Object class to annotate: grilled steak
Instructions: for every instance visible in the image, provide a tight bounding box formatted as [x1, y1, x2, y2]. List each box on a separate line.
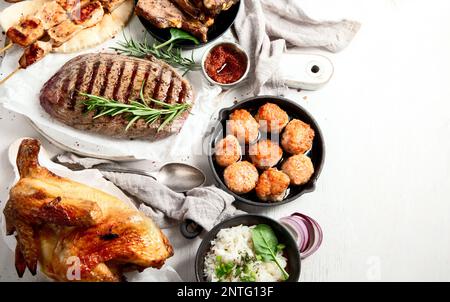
[40, 53, 194, 140]
[135, 0, 208, 42]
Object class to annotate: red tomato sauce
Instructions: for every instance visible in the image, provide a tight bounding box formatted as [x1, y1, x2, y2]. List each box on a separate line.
[205, 45, 247, 84]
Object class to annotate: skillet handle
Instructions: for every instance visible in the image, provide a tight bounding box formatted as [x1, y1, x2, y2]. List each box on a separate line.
[180, 219, 203, 239]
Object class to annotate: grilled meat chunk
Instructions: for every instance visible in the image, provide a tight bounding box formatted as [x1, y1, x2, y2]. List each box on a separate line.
[99, 0, 128, 12]
[48, 20, 83, 47]
[36, 1, 68, 30]
[71, 1, 104, 28]
[135, 0, 208, 42]
[6, 17, 45, 47]
[56, 0, 91, 12]
[40, 53, 194, 140]
[19, 41, 52, 69]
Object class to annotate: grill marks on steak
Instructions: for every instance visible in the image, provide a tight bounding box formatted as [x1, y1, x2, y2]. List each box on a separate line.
[40, 53, 194, 139]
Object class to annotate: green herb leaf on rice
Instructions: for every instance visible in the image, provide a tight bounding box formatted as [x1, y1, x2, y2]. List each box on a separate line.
[251, 224, 289, 281]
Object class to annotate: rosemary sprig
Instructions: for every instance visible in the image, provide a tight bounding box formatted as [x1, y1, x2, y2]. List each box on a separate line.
[111, 31, 201, 76]
[80, 82, 191, 132]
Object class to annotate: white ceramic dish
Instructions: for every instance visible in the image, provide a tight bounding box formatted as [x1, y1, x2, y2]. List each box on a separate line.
[28, 119, 137, 161]
[201, 41, 250, 89]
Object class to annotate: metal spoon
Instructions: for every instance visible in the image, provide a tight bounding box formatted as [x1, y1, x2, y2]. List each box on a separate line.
[91, 163, 206, 193]
[53, 158, 206, 193]
[152, 163, 206, 193]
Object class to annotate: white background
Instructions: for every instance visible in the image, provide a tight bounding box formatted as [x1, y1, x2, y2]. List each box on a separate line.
[1, 0, 450, 281]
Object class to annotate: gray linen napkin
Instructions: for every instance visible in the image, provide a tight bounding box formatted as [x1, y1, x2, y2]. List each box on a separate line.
[56, 153, 244, 231]
[234, 0, 361, 94]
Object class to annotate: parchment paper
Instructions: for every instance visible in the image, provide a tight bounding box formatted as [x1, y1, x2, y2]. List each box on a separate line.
[0, 17, 223, 160]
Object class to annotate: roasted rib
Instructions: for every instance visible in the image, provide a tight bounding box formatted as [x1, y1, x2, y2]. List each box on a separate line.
[135, 0, 208, 42]
[203, 0, 238, 15]
[172, 0, 201, 18]
[4, 139, 173, 281]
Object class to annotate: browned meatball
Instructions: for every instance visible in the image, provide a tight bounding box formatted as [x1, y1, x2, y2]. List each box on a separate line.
[255, 168, 290, 202]
[223, 161, 259, 194]
[255, 103, 289, 133]
[281, 119, 315, 155]
[227, 109, 260, 144]
[249, 140, 283, 170]
[215, 135, 241, 167]
[281, 154, 314, 185]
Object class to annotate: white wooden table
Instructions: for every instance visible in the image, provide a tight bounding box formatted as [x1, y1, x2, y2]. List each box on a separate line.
[1, 0, 450, 282]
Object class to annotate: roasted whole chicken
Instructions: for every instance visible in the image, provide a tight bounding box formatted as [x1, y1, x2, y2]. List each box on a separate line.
[3, 139, 173, 281]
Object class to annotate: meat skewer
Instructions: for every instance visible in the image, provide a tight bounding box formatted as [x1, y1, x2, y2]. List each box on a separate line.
[0, 40, 52, 85]
[0, 42, 14, 53]
[1, 0, 120, 84]
[6, 17, 46, 47]
[5, 1, 70, 50]
[0, 0, 72, 54]
[0, 0, 115, 53]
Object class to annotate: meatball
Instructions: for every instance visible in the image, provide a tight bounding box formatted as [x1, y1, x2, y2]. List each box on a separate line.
[281, 154, 314, 185]
[255, 168, 291, 202]
[227, 109, 260, 144]
[215, 135, 241, 167]
[249, 140, 283, 170]
[255, 103, 289, 133]
[223, 161, 259, 194]
[281, 119, 315, 155]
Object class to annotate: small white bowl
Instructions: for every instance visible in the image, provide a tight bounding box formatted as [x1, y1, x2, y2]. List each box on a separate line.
[201, 41, 250, 89]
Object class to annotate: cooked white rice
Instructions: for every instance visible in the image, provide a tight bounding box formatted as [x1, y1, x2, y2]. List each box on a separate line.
[204, 225, 288, 282]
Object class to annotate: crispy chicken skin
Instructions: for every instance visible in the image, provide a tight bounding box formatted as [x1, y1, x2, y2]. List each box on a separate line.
[4, 139, 173, 281]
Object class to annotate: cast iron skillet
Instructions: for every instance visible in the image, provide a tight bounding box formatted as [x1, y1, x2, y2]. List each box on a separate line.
[135, 0, 242, 49]
[195, 214, 301, 282]
[208, 95, 326, 208]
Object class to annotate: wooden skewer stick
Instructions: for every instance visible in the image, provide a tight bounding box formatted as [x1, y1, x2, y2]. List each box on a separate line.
[0, 43, 13, 54]
[0, 67, 21, 86]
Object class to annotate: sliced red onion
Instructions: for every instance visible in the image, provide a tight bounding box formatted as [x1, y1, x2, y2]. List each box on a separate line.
[279, 218, 303, 248]
[286, 216, 309, 251]
[280, 217, 308, 251]
[280, 212, 323, 259]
